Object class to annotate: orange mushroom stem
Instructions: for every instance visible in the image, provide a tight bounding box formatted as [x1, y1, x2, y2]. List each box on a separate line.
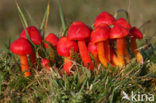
[63, 57, 73, 75]
[20, 55, 31, 77]
[97, 42, 107, 68]
[78, 41, 94, 70]
[130, 38, 143, 64]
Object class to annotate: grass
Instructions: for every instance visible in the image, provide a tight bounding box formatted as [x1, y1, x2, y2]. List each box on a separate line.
[0, 0, 156, 103]
[0, 46, 156, 103]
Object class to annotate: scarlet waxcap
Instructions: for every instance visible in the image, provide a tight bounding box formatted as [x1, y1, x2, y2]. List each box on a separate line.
[44, 33, 59, 48]
[129, 27, 143, 39]
[115, 18, 131, 30]
[94, 12, 115, 27]
[10, 38, 33, 55]
[20, 26, 42, 45]
[109, 25, 129, 39]
[57, 37, 78, 57]
[90, 25, 110, 44]
[88, 42, 98, 55]
[67, 21, 91, 41]
[41, 58, 50, 67]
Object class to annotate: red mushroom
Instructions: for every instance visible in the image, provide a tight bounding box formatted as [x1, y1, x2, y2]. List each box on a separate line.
[129, 27, 143, 64]
[110, 25, 129, 67]
[41, 58, 50, 70]
[10, 38, 34, 77]
[90, 25, 110, 68]
[94, 12, 115, 28]
[44, 33, 59, 48]
[57, 37, 78, 75]
[67, 21, 94, 71]
[20, 26, 42, 66]
[115, 18, 131, 63]
[44, 33, 59, 63]
[88, 42, 99, 64]
[20, 26, 42, 45]
[115, 18, 131, 30]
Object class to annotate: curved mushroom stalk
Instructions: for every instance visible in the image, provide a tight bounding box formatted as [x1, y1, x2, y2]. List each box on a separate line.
[130, 38, 143, 64]
[97, 42, 107, 68]
[104, 40, 111, 63]
[63, 57, 73, 75]
[20, 55, 31, 77]
[116, 38, 126, 67]
[78, 41, 94, 71]
[124, 46, 131, 64]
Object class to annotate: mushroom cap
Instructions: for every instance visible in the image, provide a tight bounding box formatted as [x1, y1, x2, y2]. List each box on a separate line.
[90, 25, 110, 44]
[88, 42, 98, 55]
[20, 26, 42, 45]
[57, 37, 78, 57]
[115, 18, 131, 30]
[41, 58, 50, 66]
[109, 25, 129, 39]
[10, 38, 33, 55]
[129, 27, 143, 39]
[44, 33, 59, 48]
[94, 12, 115, 27]
[67, 21, 91, 41]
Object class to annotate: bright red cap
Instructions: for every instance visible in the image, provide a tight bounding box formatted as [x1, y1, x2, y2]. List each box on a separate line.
[44, 33, 59, 48]
[115, 18, 131, 30]
[57, 37, 78, 57]
[109, 25, 129, 39]
[10, 38, 33, 55]
[20, 26, 42, 45]
[41, 58, 50, 66]
[67, 21, 91, 41]
[94, 12, 115, 27]
[129, 27, 143, 39]
[88, 42, 97, 55]
[91, 25, 110, 44]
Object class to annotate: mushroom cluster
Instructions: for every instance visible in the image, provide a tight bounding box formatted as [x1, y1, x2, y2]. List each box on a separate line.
[10, 11, 143, 77]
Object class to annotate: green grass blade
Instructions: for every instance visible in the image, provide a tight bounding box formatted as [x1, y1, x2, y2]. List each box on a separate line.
[26, 10, 37, 26]
[16, 2, 28, 27]
[58, 0, 66, 32]
[16, 2, 35, 46]
[40, 1, 50, 38]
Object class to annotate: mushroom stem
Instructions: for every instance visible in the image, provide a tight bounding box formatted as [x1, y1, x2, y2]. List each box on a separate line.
[20, 55, 31, 77]
[92, 53, 99, 65]
[116, 38, 126, 67]
[130, 38, 143, 64]
[78, 40, 94, 70]
[63, 57, 73, 75]
[124, 46, 131, 64]
[104, 40, 111, 62]
[97, 42, 107, 68]
[30, 51, 36, 67]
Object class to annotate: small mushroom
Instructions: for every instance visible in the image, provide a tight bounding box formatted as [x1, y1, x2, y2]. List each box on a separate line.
[44, 33, 59, 48]
[115, 18, 131, 63]
[41, 58, 50, 70]
[20, 26, 42, 66]
[115, 18, 131, 30]
[57, 37, 78, 75]
[94, 12, 115, 28]
[20, 26, 42, 45]
[67, 21, 94, 71]
[90, 25, 110, 68]
[129, 27, 143, 64]
[10, 38, 34, 77]
[110, 25, 129, 67]
[44, 33, 59, 63]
